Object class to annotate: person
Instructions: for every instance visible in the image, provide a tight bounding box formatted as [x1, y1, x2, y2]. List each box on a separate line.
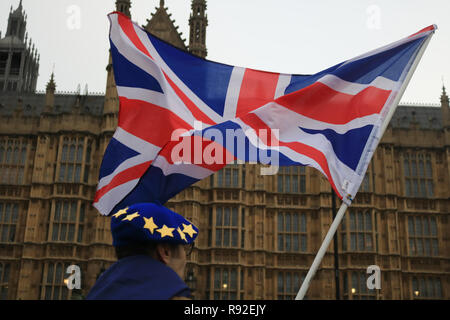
[86, 202, 199, 300]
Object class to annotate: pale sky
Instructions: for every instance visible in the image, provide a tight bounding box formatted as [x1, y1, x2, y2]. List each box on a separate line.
[1, 0, 449, 104]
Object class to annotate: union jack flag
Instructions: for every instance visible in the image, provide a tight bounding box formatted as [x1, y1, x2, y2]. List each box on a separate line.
[93, 11, 435, 216]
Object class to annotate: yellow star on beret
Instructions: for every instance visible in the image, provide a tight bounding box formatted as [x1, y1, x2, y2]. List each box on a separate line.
[182, 223, 197, 238]
[122, 212, 140, 222]
[177, 227, 188, 242]
[157, 225, 175, 238]
[143, 217, 158, 234]
[113, 207, 129, 218]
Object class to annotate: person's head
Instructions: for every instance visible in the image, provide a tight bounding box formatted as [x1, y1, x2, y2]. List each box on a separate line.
[110, 202, 199, 279]
[114, 241, 194, 278]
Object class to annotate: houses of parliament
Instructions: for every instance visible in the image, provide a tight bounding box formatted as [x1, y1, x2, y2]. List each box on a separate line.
[0, 0, 448, 300]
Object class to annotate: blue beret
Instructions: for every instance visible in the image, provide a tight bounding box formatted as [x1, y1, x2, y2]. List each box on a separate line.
[110, 203, 199, 247]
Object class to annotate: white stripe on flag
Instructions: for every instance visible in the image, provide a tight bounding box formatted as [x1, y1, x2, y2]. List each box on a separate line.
[274, 74, 292, 99]
[223, 67, 246, 120]
[94, 179, 141, 216]
[152, 154, 215, 180]
[317, 74, 399, 96]
[97, 155, 151, 190]
[252, 101, 380, 134]
[113, 127, 162, 157]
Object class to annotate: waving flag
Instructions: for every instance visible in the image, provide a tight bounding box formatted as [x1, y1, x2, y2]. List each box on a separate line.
[93, 11, 435, 216]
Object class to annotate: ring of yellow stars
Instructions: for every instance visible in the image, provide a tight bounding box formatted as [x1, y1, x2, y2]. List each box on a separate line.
[143, 217, 158, 234]
[113, 207, 129, 218]
[177, 227, 187, 242]
[122, 212, 140, 222]
[157, 225, 175, 238]
[182, 223, 197, 238]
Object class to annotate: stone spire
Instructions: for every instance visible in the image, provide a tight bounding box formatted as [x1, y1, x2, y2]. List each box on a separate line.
[145, 0, 187, 51]
[441, 85, 449, 107]
[115, 0, 131, 17]
[103, 1, 127, 120]
[45, 72, 56, 112]
[189, 0, 208, 58]
[441, 84, 450, 130]
[6, 0, 27, 40]
[46, 72, 56, 92]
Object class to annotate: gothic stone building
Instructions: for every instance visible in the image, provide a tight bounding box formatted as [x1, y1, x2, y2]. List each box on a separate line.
[0, 0, 448, 300]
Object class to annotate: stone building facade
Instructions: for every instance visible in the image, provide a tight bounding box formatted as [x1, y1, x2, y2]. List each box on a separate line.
[0, 0, 448, 300]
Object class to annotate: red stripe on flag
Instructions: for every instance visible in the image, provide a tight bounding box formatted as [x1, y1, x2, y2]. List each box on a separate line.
[117, 13, 154, 59]
[163, 72, 216, 126]
[157, 136, 235, 171]
[276, 82, 390, 124]
[408, 25, 435, 38]
[94, 161, 152, 203]
[236, 69, 279, 118]
[240, 112, 343, 199]
[118, 97, 193, 148]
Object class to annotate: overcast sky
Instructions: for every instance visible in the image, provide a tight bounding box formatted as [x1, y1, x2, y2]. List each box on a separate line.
[1, 0, 449, 104]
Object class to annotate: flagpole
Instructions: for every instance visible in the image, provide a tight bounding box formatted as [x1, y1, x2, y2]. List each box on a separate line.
[295, 202, 348, 300]
[295, 30, 435, 300]
[331, 189, 340, 300]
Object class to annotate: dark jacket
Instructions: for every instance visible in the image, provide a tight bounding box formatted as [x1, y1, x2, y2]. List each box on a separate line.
[86, 255, 191, 300]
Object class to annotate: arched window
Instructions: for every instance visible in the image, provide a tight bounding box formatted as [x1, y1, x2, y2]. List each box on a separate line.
[79, 204, 85, 222]
[67, 165, 73, 182]
[85, 145, 91, 163]
[12, 204, 18, 223]
[74, 165, 81, 182]
[277, 166, 306, 193]
[55, 263, 63, 287]
[61, 145, 68, 162]
[59, 164, 66, 182]
[62, 202, 69, 222]
[0, 203, 17, 243]
[403, 152, 434, 198]
[9, 168, 16, 184]
[1, 169, 7, 184]
[76, 144, 83, 163]
[59, 137, 87, 183]
[51, 201, 84, 245]
[17, 168, 23, 184]
[20, 147, 27, 165]
[13, 147, 19, 164]
[5, 148, 12, 163]
[68, 145, 76, 162]
[0, 262, 10, 300]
